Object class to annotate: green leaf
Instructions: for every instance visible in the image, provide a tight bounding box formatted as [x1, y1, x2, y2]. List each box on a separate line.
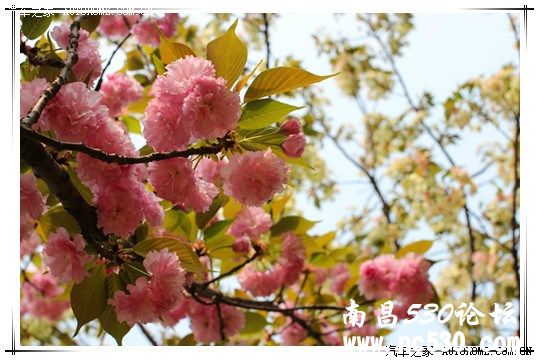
[271, 216, 317, 236]
[157, 28, 195, 64]
[71, 264, 107, 336]
[238, 99, 302, 130]
[206, 234, 235, 253]
[126, 50, 144, 70]
[240, 312, 267, 334]
[195, 193, 229, 230]
[244, 67, 337, 102]
[204, 220, 233, 241]
[396, 240, 433, 258]
[121, 116, 142, 134]
[80, 15, 101, 33]
[21, 15, 53, 40]
[38, 206, 80, 238]
[133, 237, 206, 273]
[163, 208, 193, 239]
[66, 166, 93, 204]
[151, 54, 165, 75]
[99, 274, 132, 345]
[206, 19, 247, 88]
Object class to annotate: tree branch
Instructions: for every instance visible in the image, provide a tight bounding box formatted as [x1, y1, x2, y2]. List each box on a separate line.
[21, 125, 235, 164]
[21, 15, 85, 128]
[94, 32, 132, 92]
[20, 41, 64, 68]
[21, 136, 115, 260]
[137, 324, 158, 346]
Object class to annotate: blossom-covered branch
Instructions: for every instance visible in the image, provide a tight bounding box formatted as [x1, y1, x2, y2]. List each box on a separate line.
[21, 15, 85, 128]
[20, 125, 236, 164]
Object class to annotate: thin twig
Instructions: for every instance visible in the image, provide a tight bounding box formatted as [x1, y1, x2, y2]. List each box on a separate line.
[21, 15, 85, 127]
[21, 125, 235, 164]
[94, 32, 132, 91]
[137, 324, 158, 346]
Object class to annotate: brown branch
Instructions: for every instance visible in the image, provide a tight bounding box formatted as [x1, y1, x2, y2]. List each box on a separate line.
[510, 114, 520, 299]
[215, 301, 226, 341]
[21, 125, 235, 164]
[21, 135, 115, 260]
[262, 13, 271, 68]
[94, 32, 132, 91]
[20, 41, 64, 68]
[21, 15, 85, 128]
[203, 252, 259, 287]
[365, 17, 479, 299]
[137, 324, 158, 346]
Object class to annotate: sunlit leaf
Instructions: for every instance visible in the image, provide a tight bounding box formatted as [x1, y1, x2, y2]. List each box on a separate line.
[206, 19, 247, 88]
[157, 27, 195, 64]
[239, 99, 302, 130]
[244, 67, 337, 102]
[71, 264, 107, 336]
[396, 240, 433, 258]
[241, 312, 267, 334]
[98, 274, 131, 345]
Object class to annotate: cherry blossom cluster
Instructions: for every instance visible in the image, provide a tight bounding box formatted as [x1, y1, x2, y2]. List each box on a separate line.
[51, 24, 102, 86]
[97, 14, 180, 46]
[43, 227, 93, 284]
[238, 232, 305, 297]
[21, 272, 70, 322]
[111, 248, 186, 325]
[281, 118, 306, 158]
[359, 253, 433, 318]
[20, 172, 46, 257]
[229, 206, 273, 253]
[21, 78, 163, 237]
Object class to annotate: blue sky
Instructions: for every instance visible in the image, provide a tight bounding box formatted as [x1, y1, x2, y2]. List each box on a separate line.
[90, 13, 518, 345]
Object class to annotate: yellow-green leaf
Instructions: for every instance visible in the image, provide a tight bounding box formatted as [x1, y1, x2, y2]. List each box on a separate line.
[71, 264, 107, 336]
[239, 99, 302, 130]
[206, 19, 247, 88]
[21, 15, 53, 40]
[80, 15, 101, 33]
[38, 206, 80, 238]
[121, 116, 142, 134]
[234, 60, 263, 92]
[244, 67, 338, 102]
[271, 216, 317, 236]
[133, 237, 206, 273]
[396, 240, 433, 258]
[195, 194, 229, 230]
[240, 312, 267, 334]
[99, 274, 132, 345]
[157, 28, 195, 64]
[151, 54, 165, 75]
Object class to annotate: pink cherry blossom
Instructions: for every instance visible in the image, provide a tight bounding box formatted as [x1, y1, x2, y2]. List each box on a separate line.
[20, 226, 39, 258]
[391, 253, 433, 304]
[144, 56, 240, 151]
[21, 273, 70, 322]
[238, 265, 282, 297]
[161, 299, 190, 327]
[20, 78, 48, 117]
[280, 321, 307, 345]
[143, 97, 191, 151]
[232, 235, 251, 254]
[229, 207, 272, 239]
[221, 149, 289, 206]
[143, 249, 186, 311]
[51, 24, 102, 86]
[182, 76, 241, 140]
[112, 277, 158, 326]
[43, 227, 93, 284]
[112, 248, 186, 325]
[148, 158, 218, 213]
[97, 15, 140, 39]
[189, 301, 221, 343]
[20, 172, 46, 222]
[330, 263, 350, 294]
[358, 255, 397, 300]
[282, 133, 306, 158]
[281, 117, 303, 136]
[220, 304, 246, 337]
[99, 73, 144, 117]
[94, 180, 163, 237]
[131, 14, 180, 46]
[277, 232, 305, 286]
[38, 82, 109, 143]
[195, 157, 228, 185]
